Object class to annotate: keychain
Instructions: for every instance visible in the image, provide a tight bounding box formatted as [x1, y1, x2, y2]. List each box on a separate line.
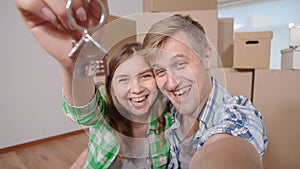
[66, 0, 108, 77]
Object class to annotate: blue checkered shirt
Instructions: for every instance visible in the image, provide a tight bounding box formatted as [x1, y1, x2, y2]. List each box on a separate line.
[166, 78, 268, 168]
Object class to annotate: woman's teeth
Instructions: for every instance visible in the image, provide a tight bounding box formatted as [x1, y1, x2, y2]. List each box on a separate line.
[131, 96, 146, 102]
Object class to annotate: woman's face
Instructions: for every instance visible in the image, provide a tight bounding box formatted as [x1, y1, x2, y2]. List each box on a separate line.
[111, 54, 158, 121]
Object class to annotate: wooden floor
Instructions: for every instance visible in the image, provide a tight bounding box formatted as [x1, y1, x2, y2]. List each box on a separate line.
[0, 131, 88, 169]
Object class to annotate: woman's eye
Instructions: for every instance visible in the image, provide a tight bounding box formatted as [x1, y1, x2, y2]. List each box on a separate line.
[118, 78, 129, 83]
[141, 73, 153, 80]
[142, 74, 151, 78]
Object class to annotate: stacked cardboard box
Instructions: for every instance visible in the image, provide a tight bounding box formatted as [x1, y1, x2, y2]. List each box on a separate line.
[281, 23, 300, 69]
[209, 68, 253, 100]
[95, 15, 136, 54]
[218, 18, 234, 68]
[233, 31, 273, 69]
[219, 21, 273, 69]
[253, 69, 300, 169]
[94, 15, 136, 84]
[143, 0, 217, 12]
[256, 23, 300, 168]
[244, 26, 300, 169]
[289, 23, 300, 47]
[281, 48, 300, 69]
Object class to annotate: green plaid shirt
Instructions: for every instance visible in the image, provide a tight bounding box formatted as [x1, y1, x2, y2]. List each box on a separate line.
[62, 90, 172, 169]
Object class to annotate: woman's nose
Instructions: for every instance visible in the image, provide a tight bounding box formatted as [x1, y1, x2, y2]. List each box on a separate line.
[129, 79, 144, 94]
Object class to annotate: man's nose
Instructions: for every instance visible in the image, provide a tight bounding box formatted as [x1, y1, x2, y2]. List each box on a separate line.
[165, 72, 179, 90]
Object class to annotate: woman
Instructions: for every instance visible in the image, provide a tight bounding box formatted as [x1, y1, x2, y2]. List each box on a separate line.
[63, 42, 172, 168]
[14, 1, 172, 168]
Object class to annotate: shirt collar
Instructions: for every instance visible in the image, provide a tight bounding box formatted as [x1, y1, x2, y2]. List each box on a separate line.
[169, 77, 217, 131]
[198, 77, 229, 132]
[147, 112, 161, 135]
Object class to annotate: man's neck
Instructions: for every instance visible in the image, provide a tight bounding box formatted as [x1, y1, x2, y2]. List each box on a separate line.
[180, 83, 212, 139]
[181, 117, 199, 139]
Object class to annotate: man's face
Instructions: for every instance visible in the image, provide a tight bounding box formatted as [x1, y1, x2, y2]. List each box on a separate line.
[150, 36, 212, 117]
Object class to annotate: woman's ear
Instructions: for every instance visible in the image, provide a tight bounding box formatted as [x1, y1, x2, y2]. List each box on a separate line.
[111, 86, 117, 98]
[203, 47, 213, 69]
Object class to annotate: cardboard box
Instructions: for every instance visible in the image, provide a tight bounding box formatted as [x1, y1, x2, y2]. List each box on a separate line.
[281, 48, 300, 69]
[218, 18, 234, 67]
[93, 15, 137, 83]
[233, 31, 273, 69]
[253, 69, 300, 169]
[136, 10, 219, 67]
[209, 68, 253, 100]
[94, 15, 136, 55]
[289, 23, 300, 47]
[143, 0, 217, 12]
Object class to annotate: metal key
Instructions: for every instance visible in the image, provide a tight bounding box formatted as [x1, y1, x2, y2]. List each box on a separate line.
[66, 0, 108, 77]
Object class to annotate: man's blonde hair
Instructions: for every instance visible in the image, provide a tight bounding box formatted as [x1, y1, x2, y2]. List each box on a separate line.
[142, 14, 209, 62]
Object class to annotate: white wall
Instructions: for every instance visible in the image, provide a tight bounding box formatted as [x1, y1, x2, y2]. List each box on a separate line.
[0, 0, 141, 149]
[219, 0, 300, 69]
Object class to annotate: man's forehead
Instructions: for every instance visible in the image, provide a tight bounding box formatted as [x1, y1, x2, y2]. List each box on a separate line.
[149, 54, 165, 68]
[149, 53, 186, 68]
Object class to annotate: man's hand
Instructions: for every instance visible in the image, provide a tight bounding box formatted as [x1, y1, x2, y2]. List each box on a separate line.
[190, 136, 263, 169]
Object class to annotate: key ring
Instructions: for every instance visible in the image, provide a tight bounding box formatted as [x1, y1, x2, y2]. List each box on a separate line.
[66, 0, 107, 32]
[66, 0, 108, 77]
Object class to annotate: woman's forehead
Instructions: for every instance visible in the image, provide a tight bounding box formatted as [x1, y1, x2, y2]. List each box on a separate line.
[114, 55, 151, 76]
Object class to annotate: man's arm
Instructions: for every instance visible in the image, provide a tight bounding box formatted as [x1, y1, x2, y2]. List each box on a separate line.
[190, 135, 263, 169]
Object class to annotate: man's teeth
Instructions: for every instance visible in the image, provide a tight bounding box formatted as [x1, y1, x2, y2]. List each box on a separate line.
[174, 86, 191, 96]
[131, 96, 146, 102]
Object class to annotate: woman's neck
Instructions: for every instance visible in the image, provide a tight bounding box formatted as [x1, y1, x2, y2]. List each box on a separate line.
[131, 122, 148, 138]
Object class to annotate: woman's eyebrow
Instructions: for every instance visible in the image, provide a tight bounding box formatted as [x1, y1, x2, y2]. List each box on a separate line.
[115, 74, 129, 79]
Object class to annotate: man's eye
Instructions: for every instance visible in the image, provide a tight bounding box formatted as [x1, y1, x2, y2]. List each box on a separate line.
[155, 69, 166, 77]
[176, 61, 186, 69]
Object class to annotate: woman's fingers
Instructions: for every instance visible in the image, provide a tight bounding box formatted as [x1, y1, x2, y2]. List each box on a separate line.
[14, 0, 110, 67]
[42, 0, 75, 30]
[14, 0, 56, 28]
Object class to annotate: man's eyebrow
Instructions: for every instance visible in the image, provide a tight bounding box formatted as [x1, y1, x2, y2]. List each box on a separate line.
[152, 54, 189, 68]
[173, 54, 189, 60]
[151, 64, 162, 68]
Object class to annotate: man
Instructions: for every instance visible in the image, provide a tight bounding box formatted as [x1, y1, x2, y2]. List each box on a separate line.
[142, 14, 267, 169]
[57, 13, 267, 169]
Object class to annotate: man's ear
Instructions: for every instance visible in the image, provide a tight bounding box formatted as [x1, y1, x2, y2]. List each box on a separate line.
[203, 47, 213, 69]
